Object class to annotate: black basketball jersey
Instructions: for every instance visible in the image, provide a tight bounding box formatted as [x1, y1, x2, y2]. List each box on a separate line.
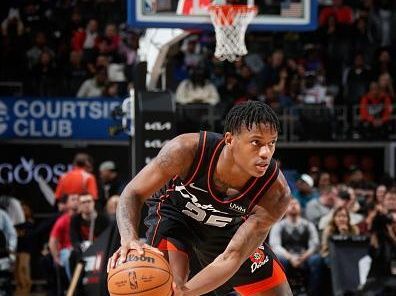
[147, 131, 280, 230]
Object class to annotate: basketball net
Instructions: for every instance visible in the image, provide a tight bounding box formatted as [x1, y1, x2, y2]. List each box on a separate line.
[208, 4, 257, 62]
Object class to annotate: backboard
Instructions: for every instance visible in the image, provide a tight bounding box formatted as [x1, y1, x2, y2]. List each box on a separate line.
[128, 0, 317, 31]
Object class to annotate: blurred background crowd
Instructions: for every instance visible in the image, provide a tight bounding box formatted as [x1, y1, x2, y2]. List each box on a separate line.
[0, 0, 396, 295]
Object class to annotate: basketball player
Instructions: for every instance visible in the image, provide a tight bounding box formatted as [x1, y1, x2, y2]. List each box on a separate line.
[108, 101, 292, 295]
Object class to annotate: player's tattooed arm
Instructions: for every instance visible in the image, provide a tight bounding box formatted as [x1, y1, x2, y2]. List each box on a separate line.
[182, 172, 291, 296]
[116, 133, 199, 243]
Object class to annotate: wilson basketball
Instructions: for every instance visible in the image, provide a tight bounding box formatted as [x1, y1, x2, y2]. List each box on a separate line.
[107, 249, 173, 296]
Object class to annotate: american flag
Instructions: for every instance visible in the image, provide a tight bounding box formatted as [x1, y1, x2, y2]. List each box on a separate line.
[281, 0, 303, 18]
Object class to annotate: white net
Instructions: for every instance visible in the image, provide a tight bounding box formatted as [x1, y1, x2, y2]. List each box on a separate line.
[208, 5, 257, 62]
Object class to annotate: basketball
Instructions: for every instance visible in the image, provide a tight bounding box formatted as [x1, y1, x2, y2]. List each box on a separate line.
[107, 249, 173, 296]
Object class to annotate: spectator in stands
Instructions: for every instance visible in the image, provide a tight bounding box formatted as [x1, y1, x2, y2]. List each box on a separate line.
[105, 195, 120, 221]
[270, 199, 322, 296]
[292, 174, 319, 210]
[342, 52, 372, 112]
[378, 72, 394, 98]
[102, 81, 119, 97]
[351, 17, 375, 64]
[26, 31, 54, 70]
[320, 206, 360, 264]
[359, 81, 392, 140]
[0, 208, 17, 296]
[69, 194, 109, 272]
[260, 49, 285, 87]
[319, 0, 354, 27]
[372, 47, 395, 79]
[97, 24, 121, 61]
[218, 73, 243, 110]
[14, 202, 34, 296]
[318, 187, 363, 231]
[305, 185, 337, 228]
[20, 0, 48, 34]
[48, 194, 79, 281]
[180, 35, 202, 68]
[0, 7, 26, 80]
[366, 190, 396, 280]
[76, 65, 108, 97]
[175, 65, 219, 105]
[97, 161, 125, 211]
[71, 18, 99, 58]
[0, 208, 17, 255]
[0, 183, 25, 226]
[63, 50, 88, 96]
[368, 1, 394, 47]
[55, 153, 98, 200]
[29, 50, 59, 96]
[317, 171, 332, 191]
[118, 30, 139, 83]
[375, 184, 388, 204]
[299, 71, 333, 107]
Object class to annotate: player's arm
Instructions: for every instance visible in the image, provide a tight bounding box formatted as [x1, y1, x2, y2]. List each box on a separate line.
[179, 171, 291, 296]
[109, 133, 198, 268]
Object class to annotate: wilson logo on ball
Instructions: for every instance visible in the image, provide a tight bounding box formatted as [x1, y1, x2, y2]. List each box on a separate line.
[126, 254, 155, 264]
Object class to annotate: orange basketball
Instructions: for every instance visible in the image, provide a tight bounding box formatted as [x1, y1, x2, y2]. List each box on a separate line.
[107, 249, 173, 296]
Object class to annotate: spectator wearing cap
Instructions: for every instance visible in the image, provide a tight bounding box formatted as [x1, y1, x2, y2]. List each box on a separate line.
[55, 153, 98, 200]
[98, 161, 125, 211]
[292, 174, 319, 210]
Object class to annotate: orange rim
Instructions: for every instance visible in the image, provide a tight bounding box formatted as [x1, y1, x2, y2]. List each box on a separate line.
[209, 5, 257, 26]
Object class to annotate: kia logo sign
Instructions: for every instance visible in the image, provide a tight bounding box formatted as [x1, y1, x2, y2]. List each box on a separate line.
[144, 122, 172, 131]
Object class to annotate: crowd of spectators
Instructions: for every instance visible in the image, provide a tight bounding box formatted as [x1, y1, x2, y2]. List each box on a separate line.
[0, 153, 125, 295]
[1, 0, 395, 139]
[269, 168, 396, 295]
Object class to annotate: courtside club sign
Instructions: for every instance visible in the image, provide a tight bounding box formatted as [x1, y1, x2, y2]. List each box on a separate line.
[0, 97, 127, 140]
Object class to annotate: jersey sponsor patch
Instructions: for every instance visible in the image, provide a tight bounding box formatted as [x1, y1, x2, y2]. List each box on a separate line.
[249, 247, 269, 273]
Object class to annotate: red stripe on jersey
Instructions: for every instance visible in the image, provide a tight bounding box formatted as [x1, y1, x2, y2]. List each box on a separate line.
[185, 131, 207, 185]
[234, 260, 287, 295]
[150, 194, 168, 246]
[207, 138, 259, 204]
[247, 162, 279, 211]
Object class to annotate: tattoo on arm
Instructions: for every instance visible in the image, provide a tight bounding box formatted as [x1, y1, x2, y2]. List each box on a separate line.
[116, 187, 143, 244]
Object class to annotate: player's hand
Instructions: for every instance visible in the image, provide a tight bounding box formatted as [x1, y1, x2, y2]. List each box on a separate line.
[172, 282, 190, 296]
[107, 240, 163, 271]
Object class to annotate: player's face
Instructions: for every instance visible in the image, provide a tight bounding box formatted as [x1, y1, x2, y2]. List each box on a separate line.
[227, 123, 278, 178]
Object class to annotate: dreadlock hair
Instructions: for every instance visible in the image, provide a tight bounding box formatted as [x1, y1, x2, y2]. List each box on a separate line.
[223, 101, 280, 134]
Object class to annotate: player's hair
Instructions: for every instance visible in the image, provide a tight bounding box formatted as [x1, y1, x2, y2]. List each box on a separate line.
[223, 101, 280, 134]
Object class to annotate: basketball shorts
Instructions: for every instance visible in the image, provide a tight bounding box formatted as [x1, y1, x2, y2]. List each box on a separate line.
[145, 203, 287, 296]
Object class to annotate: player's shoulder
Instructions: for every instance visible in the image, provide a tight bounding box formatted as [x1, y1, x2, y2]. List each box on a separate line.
[265, 169, 291, 199]
[166, 132, 200, 155]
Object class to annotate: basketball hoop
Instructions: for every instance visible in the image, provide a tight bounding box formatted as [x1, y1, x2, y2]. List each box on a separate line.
[208, 4, 257, 62]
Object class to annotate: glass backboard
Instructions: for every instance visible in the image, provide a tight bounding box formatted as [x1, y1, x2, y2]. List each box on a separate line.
[128, 0, 317, 31]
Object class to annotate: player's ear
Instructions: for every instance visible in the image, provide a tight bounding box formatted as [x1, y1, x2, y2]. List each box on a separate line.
[224, 132, 233, 146]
